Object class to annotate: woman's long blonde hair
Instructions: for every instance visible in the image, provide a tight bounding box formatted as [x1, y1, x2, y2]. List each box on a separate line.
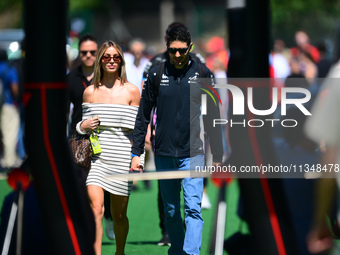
[92, 41, 127, 88]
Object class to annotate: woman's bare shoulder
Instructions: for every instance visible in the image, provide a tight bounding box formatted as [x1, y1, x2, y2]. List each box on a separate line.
[124, 82, 141, 106]
[84, 84, 95, 92]
[125, 82, 140, 94]
[83, 85, 95, 103]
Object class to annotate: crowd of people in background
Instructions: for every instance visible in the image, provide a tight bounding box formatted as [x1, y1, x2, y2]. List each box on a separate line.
[271, 30, 334, 89]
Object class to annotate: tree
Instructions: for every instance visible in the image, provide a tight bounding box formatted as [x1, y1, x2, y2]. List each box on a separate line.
[271, 0, 340, 47]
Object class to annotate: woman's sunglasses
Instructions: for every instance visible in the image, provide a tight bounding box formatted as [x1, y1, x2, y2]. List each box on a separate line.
[101, 55, 122, 63]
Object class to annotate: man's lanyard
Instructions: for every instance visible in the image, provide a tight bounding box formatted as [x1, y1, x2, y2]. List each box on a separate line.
[82, 81, 87, 89]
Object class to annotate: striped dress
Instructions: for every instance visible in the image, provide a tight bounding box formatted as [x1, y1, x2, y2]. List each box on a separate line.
[82, 103, 139, 196]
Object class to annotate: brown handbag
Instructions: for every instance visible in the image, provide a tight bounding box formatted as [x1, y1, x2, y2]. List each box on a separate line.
[68, 132, 92, 173]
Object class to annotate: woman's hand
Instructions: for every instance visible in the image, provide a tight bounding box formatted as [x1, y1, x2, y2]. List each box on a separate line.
[80, 116, 100, 132]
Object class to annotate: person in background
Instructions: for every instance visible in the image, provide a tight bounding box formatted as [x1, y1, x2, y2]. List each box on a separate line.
[0, 49, 20, 169]
[9, 38, 26, 163]
[124, 38, 151, 191]
[291, 30, 320, 63]
[316, 41, 333, 79]
[284, 57, 309, 89]
[271, 39, 291, 79]
[203, 36, 231, 208]
[274, 106, 319, 255]
[298, 50, 318, 86]
[204, 36, 228, 75]
[209, 56, 231, 163]
[124, 38, 149, 94]
[66, 34, 115, 241]
[67, 34, 98, 137]
[304, 62, 340, 254]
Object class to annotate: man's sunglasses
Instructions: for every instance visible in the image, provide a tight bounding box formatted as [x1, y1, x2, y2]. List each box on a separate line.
[80, 50, 97, 56]
[167, 47, 189, 54]
[101, 55, 122, 63]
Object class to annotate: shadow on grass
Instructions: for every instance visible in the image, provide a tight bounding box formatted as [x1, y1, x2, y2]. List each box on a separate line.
[102, 241, 160, 246]
[102, 242, 115, 246]
[127, 241, 159, 245]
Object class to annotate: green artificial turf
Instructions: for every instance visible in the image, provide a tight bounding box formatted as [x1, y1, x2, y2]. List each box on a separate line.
[102, 179, 242, 255]
[0, 176, 242, 255]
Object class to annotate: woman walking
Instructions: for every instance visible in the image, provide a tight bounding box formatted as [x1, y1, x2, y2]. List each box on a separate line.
[76, 41, 142, 255]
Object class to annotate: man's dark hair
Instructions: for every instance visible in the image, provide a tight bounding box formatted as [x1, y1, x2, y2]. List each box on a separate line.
[166, 25, 191, 47]
[165, 22, 184, 36]
[78, 34, 98, 49]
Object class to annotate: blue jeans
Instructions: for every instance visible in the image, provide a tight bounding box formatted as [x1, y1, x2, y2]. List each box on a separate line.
[155, 155, 204, 255]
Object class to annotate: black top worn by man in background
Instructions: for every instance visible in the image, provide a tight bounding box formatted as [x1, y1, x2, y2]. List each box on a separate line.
[67, 34, 98, 136]
[131, 25, 223, 255]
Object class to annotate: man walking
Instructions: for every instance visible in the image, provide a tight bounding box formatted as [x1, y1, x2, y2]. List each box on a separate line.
[131, 25, 223, 255]
[0, 49, 20, 169]
[142, 21, 209, 247]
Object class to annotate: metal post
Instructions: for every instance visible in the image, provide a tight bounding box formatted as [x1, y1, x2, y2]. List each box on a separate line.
[24, 0, 95, 254]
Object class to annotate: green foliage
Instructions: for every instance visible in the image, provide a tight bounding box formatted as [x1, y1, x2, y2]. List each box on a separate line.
[69, 0, 104, 12]
[0, 0, 21, 11]
[0, 0, 102, 13]
[271, 0, 340, 24]
[271, 0, 340, 45]
[0, 0, 15, 10]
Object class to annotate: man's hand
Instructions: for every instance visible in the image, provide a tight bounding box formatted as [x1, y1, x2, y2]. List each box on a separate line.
[213, 162, 223, 168]
[131, 156, 143, 173]
[212, 161, 228, 179]
[307, 222, 333, 254]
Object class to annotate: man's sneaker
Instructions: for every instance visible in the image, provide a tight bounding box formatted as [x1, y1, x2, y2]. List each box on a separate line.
[104, 217, 115, 240]
[158, 233, 171, 246]
[201, 192, 212, 209]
